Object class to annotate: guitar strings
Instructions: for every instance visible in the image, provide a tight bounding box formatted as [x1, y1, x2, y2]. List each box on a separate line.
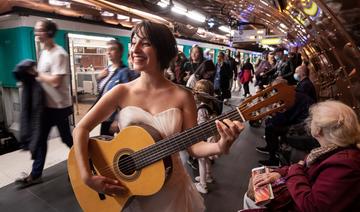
[129, 100, 284, 173]
[95, 97, 275, 176]
[95, 110, 241, 175]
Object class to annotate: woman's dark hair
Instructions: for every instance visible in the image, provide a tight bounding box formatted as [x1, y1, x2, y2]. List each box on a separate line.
[131, 21, 177, 70]
[190, 45, 204, 63]
[196, 60, 216, 81]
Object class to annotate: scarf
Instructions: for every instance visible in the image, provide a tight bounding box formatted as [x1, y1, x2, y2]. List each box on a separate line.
[306, 143, 339, 167]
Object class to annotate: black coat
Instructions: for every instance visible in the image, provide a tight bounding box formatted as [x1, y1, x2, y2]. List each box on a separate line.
[13, 60, 45, 159]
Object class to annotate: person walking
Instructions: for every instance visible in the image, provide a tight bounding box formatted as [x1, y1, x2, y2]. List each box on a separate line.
[15, 19, 73, 188]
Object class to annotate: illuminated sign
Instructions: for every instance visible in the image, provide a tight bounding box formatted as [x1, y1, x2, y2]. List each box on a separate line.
[260, 37, 282, 45]
[232, 30, 266, 43]
[302, 1, 319, 17]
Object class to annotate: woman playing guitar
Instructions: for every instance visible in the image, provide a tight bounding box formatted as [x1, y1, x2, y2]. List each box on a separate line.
[72, 21, 244, 212]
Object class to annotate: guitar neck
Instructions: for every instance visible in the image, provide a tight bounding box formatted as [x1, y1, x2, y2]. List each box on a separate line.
[133, 109, 243, 170]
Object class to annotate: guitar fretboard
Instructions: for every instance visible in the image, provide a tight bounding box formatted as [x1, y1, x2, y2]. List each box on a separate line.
[131, 108, 243, 170]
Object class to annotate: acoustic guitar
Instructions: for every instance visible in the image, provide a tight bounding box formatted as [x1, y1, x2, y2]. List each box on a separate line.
[68, 82, 295, 212]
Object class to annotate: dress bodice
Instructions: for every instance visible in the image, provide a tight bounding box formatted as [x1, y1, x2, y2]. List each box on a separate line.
[118, 106, 205, 212]
[118, 106, 183, 138]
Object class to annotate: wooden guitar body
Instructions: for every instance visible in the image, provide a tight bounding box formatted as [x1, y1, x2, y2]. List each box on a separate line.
[68, 125, 169, 212]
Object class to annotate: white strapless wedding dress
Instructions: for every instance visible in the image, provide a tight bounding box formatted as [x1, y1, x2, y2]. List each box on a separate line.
[119, 106, 205, 212]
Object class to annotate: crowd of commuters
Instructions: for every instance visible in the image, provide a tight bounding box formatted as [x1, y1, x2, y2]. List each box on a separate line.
[11, 19, 360, 211]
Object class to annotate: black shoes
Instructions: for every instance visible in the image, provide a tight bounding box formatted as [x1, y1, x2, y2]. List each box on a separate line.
[187, 158, 198, 170]
[255, 146, 270, 154]
[15, 173, 42, 189]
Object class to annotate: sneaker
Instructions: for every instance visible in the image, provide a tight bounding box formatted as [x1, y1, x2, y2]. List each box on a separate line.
[187, 158, 198, 170]
[258, 159, 280, 168]
[195, 182, 208, 194]
[255, 146, 270, 154]
[15, 172, 42, 189]
[195, 176, 214, 183]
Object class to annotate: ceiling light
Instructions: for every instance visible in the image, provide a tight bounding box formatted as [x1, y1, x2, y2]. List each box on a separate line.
[49, 0, 71, 7]
[219, 25, 231, 33]
[260, 0, 269, 6]
[101, 11, 114, 17]
[131, 18, 142, 23]
[279, 23, 288, 29]
[68, 33, 115, 41]
[171, 5, 187, 15]
[117, 14, 129, 20]
[187, 11, 206, 23]
[157, 0, 169, 8]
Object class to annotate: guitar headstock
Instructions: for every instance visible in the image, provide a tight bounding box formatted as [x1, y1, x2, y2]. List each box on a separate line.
[239, 83, 295, 121]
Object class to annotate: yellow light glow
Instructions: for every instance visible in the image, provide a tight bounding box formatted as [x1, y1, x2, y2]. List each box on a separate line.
[260, 37, 282, 45]
[302, 1, 318, 17]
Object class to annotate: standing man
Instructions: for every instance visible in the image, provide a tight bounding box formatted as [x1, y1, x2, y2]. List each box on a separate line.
[96, 40, 139, 136]
[16, 19, 73, 188]
[214, 51, 232, 109]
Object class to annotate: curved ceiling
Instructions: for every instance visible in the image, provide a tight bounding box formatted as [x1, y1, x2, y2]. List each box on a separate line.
[0, 0, 359, 51]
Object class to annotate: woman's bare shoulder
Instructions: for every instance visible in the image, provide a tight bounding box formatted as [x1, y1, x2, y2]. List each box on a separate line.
[173, 84, 193, 99]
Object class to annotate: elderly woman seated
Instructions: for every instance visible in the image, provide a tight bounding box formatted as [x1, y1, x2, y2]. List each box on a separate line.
[243, 100, 360, 211]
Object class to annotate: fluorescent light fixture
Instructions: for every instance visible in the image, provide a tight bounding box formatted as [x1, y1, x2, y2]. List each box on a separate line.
[157, 0, 169, 8]
[257, 30, 265, 34]
[98, 0, 168, 24]
[260, 0, 269, 6]
[117, 14, 129, 19]
[68, 33, 115, 41]
[249, 36, 256, 40]
[101, 11, 114, 17]
[131, 18, 142, 23]
[49, 0, 70, 7]
[171, 5, 187, 15]
[219, 25, 231, 33]
[187, 11, 206, 23]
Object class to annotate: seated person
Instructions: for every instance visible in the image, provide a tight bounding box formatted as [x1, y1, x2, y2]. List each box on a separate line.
[243, 100, 360, 211]
[257, 87, 315, 166]
[294, 64, 317, 102]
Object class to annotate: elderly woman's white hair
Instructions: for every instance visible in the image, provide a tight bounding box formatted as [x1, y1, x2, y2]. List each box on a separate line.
[308, 100, 360, 149]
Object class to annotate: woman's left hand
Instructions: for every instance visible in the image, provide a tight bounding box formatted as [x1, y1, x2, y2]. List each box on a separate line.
[216, 119, 245, 154]
[253, 172, 281, 189]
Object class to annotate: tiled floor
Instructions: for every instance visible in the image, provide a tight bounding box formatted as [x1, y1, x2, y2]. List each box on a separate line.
[0, 125, 100, 188]
[0, 86, 268, 212]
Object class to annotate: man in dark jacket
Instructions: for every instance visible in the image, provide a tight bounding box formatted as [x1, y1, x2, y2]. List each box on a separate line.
[213, 51, 232, 112]
[257, 90, 315, 166]
[294, 64, 317, 102]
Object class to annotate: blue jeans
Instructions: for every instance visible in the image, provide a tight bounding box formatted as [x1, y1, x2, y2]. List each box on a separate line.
[31, 107, 73, 178]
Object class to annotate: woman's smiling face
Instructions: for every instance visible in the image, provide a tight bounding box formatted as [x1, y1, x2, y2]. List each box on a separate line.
[130, 29, 159, 72]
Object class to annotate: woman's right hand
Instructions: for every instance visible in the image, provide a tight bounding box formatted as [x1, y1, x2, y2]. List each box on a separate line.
[84, 175, 128, 196]
[253, 172, 281, 189]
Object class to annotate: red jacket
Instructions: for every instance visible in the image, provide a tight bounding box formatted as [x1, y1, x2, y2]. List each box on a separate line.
[276, 147, 360, 212]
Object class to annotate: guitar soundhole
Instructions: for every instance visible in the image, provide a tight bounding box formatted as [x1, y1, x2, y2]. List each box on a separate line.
[118, 154, 136, 176]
